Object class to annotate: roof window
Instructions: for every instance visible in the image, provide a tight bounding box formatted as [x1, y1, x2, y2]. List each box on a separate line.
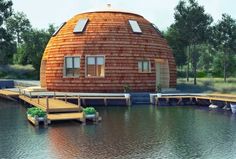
[129, 20, 142, 33]
[74, 18, 89, 33]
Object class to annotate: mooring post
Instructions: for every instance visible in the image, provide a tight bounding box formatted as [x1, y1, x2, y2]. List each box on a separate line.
[65, 94, 67, 103]
[18, 88, 21, 95]
[155, 97, 157, 106]
[104, 98, 107, 106]
[46, 96, 49, 113]
[37, 95, 39, 104]
[54, 92, 56, 99]
[29, 92, 32, 100]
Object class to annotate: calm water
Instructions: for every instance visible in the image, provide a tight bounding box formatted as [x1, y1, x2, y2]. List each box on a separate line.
[1, 98, 236, 159]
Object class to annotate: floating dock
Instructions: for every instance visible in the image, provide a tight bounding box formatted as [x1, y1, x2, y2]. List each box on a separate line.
[2, 87, 236, 125]
[154, 94, 236, 107]
[0, 88, 104, 125]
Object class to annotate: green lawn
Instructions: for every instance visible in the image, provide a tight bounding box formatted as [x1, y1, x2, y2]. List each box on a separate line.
[177, 78, 236, 94]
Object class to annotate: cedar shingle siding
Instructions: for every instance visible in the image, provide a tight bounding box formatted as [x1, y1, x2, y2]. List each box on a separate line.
[40, 11, 176, 92]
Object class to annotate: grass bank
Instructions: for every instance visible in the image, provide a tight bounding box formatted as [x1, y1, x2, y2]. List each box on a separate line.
[177, 78, 236, 94]
[0, 65, 36, 80]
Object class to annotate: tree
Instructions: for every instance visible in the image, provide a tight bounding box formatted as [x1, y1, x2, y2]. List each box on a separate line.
[211, 14, 236, 82]
[0, 0, 16, 64]
[165, 24, 187, 68]
[174, 0, 213, 84]
[6, 11, 31, 45]
[19, 25, 55, 78]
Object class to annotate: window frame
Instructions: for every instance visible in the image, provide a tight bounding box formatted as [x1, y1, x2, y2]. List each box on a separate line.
[63, 56, 81, 78]
[73, 18, 89, 33]
[85, 55, 105, 78]
[138, 60, 151, 73]
[128, 20, 142, 33]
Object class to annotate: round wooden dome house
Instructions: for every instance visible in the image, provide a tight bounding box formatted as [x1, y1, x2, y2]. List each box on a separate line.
[40, 8, 176, 93]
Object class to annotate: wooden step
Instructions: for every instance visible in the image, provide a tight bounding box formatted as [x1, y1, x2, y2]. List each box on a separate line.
[47, 112, 84, 121]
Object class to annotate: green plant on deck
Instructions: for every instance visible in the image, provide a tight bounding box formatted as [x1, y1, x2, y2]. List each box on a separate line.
[27, 107, 46, 118]
[156, 84, 162, 93]
[123, 84, 131, 93]
[83, 107, 96, 115]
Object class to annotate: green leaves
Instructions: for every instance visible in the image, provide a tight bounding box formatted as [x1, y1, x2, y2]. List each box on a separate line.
[0, 0, 15, 65]
[83, 107, 96, 115]
[27, 107, 46, 118]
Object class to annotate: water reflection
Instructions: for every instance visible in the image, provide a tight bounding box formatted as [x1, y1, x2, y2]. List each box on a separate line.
[1, 99, 236, 159]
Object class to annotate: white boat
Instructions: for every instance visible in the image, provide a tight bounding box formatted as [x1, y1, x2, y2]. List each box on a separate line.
[209, 104, 218, 109]
[230, 103, 236, 113]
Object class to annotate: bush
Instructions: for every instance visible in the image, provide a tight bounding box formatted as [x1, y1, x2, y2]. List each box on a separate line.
[197, 71, 207, 78]
[83, 107, 96, 115]
[27, 107, 46, 118]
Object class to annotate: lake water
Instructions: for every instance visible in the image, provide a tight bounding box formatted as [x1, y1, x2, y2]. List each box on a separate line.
[1, 98, 236, 159]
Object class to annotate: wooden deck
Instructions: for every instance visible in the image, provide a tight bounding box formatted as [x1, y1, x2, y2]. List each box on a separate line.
[0, 89, 19, 97]
[19, 95, 82, 113]
[155, 94, 236, 106]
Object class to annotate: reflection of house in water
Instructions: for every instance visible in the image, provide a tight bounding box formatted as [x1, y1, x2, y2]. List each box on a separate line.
[40, 6, 176, 92]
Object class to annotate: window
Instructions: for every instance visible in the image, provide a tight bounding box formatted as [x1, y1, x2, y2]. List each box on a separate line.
[64, 56, 80, 77]
[74, 18, 89, 33]
[52, 22, 66, 36]
[86, 56, 105, 77]
[138, 61, 151, 73]
[129, 20, 142, 33]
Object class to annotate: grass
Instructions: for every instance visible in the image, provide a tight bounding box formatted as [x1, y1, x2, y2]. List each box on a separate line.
[0, 64, 36, 80]
[177, 78, 236, 94]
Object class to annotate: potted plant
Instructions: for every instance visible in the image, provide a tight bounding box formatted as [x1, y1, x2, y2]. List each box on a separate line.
[123, 84, 131, 93]
[156, 84, 162, 93]
[27, 107, 47, 125]
[83, 107, 97, 119]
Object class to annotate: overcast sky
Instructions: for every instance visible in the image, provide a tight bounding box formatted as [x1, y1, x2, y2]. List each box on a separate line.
[11, 0, 236, 31]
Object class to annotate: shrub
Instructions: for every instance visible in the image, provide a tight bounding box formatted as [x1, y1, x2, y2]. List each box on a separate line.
[27, 107, 46, 118]
[83, 107, 96, 115]
[123, 84, 131, 93]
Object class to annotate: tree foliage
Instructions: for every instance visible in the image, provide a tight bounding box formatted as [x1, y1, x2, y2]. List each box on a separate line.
[164, 24, 187, 67]
[0, 0, 16, 64]
[172, 0, 213, 84]
[18, 27, 55, 78]
[211, 14, 236, 82]
[6, 11, 31, 45]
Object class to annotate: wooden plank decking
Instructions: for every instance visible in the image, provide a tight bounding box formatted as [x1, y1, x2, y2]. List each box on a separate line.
[0, 89, 19, 97]
[19, 95, 82, 113]
[47, 112, 84, 121]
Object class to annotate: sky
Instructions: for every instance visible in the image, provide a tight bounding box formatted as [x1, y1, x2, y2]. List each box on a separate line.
[11, 0, 236, 31]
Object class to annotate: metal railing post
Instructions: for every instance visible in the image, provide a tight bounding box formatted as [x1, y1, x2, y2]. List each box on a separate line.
[78, 96, 81, 107]
[46, 96, 49, 113]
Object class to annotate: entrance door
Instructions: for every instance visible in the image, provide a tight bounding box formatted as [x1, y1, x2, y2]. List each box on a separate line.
[155, 59, 170, 89]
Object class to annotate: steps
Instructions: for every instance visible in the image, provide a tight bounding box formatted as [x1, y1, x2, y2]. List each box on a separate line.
[130, 93, 151, 105]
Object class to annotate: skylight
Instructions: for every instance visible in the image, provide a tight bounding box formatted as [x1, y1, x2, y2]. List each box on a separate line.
[73, 18, 89, 33]
[129, 20, 142, 33]
[52, 22, 66, 37]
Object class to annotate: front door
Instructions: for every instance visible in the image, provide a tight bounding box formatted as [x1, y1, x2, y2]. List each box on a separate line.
[155, 59, 170, 90]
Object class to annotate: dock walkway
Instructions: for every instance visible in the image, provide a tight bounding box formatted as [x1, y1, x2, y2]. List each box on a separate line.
[0, 89, 85, 123]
